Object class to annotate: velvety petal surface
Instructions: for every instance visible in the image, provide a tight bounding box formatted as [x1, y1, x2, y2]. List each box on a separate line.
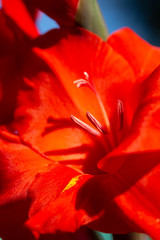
[107, 28, 160, 80]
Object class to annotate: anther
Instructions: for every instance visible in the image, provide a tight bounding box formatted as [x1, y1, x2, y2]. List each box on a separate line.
[70, 115, 101, 137]
[117, 100, 124, 130]
[84, 71, 89, 80]
[86, 111, 107, 134]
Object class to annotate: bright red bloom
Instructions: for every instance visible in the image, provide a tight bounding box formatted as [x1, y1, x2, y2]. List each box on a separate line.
[1, 10, 160, 237]
[0, 25, 160, 239]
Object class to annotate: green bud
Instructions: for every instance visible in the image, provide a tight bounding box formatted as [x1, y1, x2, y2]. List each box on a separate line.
[76, 0, 108, 40]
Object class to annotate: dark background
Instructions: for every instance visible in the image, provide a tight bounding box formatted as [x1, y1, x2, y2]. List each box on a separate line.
[98, 0, 160, 46]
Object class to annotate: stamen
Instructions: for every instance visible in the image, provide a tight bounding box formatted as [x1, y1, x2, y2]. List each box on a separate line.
[73, 79, 95, 92]
[117, 100, 124, 130]
[84, 71, 89, 80]
[73, 71, 111, 133]
[86, 111, 107, 134]
[70, 115, 101, 137]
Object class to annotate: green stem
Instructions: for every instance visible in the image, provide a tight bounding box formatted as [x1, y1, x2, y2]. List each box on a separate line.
[75, 0, 108, 40]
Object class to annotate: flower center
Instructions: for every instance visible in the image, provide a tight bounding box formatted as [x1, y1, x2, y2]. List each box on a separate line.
[71, 72, 124, 152]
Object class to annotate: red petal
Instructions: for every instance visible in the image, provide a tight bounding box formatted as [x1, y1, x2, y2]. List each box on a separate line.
[26, 165, 160, 239]
[108, 28, 160, 80]
[33, 28, 135, 126]
[26, 173, 138, 235]
[11, 28, 136, 174]
[99, 65, 160, 173]
[26, 174, 92, 234]
[113, 165, 160, 240]
[91, 165, 160, 239]
[0, 131, 50, 239]
[28, 164, 81, 217]
[0, 132, 49, 204]
[34, 0, 79, 26]
[2, 0, 38, 38]
[10, 51, 100, 174]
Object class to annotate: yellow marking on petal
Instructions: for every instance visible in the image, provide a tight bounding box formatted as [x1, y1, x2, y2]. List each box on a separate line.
[61, 175, 82, 193]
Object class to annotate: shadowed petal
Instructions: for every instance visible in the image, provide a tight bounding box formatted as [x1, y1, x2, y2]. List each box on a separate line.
[2, 0, 38, 38]
[33, 0, 79, 26]
[0, 10, 16, 57]
[0, 132, 51, 240]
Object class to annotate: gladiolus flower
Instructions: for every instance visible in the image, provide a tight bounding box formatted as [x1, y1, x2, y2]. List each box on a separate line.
[0, 24, 159, 240]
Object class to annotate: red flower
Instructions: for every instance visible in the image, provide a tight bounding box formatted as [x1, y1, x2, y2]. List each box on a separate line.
[0, 24, 160, 239]
[1, 0, 160, 235]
